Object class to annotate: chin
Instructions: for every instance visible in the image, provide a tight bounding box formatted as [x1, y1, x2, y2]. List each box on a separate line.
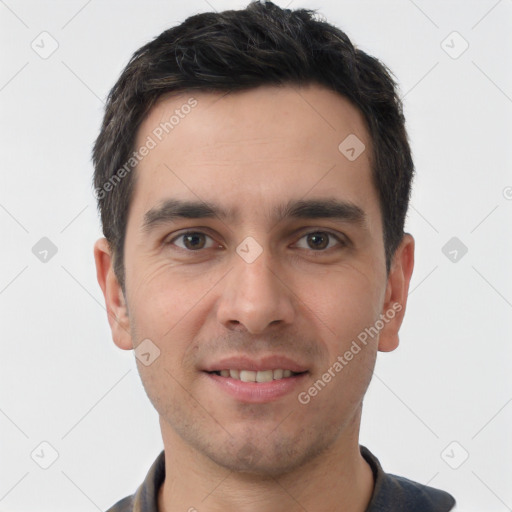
[202, 432, 331, 478]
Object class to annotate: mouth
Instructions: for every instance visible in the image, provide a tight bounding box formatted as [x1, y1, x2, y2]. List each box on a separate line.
[203, 357, 309, 403]
[207, 368, 307, 382]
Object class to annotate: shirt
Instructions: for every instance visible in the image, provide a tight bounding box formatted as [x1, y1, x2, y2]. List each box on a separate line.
[105, 445, 456, 511]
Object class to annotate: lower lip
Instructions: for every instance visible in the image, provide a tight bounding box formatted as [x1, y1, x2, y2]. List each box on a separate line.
[204, 372, 308, 403]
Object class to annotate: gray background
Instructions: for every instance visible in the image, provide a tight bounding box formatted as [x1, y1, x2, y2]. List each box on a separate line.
[1, 0, 511, 510]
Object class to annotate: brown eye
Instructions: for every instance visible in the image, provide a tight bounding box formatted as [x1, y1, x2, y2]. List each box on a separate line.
[295, 231, 343, 251]
[306, 232, 330, 250]
[183, 233, 206, 250]
[170, 231, 216, 251]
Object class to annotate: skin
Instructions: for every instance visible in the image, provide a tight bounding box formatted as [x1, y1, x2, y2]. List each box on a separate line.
[94, 84, 414, 512]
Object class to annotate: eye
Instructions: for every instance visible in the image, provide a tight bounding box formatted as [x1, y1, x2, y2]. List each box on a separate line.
[168, 231, 218, 251]
[295, 231, 345, 251]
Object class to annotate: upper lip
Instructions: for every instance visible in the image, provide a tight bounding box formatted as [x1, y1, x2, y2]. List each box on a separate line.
[203, 355, 309, 373]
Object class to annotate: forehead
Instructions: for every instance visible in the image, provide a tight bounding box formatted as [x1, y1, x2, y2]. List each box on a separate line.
[129, 84, 379, 228]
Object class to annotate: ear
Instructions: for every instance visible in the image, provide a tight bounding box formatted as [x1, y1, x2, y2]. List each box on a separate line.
[93, 237, 133, 350]
[378, 233, 415, 352]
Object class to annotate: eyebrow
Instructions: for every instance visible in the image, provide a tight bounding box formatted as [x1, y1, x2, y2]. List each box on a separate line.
[141, 197, 368, 234]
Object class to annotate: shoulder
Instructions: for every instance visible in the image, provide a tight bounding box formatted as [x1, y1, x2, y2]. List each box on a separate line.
[103, 450, 166, 512]
[104, 495, 134, 512]
[361, 446, 456, 512]
[375, 472, 457, 511]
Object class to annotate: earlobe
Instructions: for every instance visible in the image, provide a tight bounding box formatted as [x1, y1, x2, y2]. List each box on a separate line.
[378, 234, 415, 353]
[93, 238, 133, 350]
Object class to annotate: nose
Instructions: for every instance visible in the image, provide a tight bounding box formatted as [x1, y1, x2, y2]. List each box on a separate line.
[216, 245, 296, 334]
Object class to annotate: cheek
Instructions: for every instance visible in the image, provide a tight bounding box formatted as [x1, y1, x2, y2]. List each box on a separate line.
[126, 258, 221, 347]
[297, 263, 384, 345]
[304, 267, 383, 406]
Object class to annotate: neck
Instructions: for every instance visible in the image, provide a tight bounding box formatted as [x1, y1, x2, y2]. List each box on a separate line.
[157, 410, 374, 512]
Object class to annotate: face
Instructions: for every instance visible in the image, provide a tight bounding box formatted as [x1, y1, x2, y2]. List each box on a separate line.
[95, 84, 414, 476]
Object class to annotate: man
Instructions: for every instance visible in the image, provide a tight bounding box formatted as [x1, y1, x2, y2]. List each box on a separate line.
[93, 1, 456, 510]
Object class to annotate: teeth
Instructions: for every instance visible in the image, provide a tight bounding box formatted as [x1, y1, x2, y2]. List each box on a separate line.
[217, 369, 301, 381]
[256, 370, 273, 383]
[273, 369, 284, 379]
[240, 370, 256, 382]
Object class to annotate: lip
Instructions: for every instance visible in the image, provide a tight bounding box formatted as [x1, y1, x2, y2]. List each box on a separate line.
[204, 371, 309, 403]
[202, 355, 309, 373]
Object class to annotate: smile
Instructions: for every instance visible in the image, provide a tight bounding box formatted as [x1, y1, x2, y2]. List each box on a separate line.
[205, 370, 309, 403]
[210, 369, 304, 382]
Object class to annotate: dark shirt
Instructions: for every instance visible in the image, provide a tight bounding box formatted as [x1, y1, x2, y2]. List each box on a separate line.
[105, 445, 456, 511]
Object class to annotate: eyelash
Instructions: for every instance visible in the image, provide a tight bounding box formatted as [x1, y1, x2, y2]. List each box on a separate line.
[166, 229, 347, 253]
